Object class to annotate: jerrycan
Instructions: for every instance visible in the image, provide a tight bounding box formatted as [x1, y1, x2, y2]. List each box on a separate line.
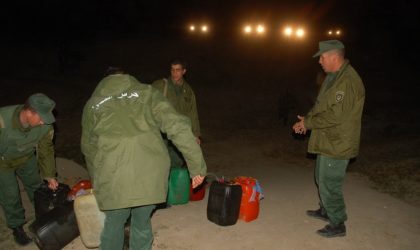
[207, 180, 242, 226]
[233, 176, 260, 222]
[73, 189, 105, 248]
[189, 180, 206, 201]
[167, 167, 190, 205]
[67, 180, 92, 201]
[29, 201, 79, 250]
[34, 182, 71, 219]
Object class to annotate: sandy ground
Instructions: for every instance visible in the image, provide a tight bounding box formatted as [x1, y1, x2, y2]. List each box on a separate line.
[1, 127, 419, 250]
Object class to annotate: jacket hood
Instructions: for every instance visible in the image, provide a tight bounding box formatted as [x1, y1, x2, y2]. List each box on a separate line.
[92, 74, 141, 97]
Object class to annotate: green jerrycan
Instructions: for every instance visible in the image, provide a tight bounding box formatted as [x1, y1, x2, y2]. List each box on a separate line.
[167, 167, 190, 205]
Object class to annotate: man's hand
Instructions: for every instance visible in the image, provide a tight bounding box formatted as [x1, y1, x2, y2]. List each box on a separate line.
[192, 175, 205, 188]
[292, 115, 307, 134]
[196, 136, 201, 145]
[45, 178, 59, 191]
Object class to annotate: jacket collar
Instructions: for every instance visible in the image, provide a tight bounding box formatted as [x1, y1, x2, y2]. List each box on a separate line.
[335, 59, 350, 79]
[169, 77, 185, 87]
[12, 105, 31, 132]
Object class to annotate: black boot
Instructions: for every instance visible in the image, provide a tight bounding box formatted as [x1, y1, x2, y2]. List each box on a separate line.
[316, 223, 346, 238]
[12, 226, 32, 246]
[306, 207, 329, 222]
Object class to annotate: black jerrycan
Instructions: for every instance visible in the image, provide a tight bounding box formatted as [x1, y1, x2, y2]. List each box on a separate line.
[29, 201, 80, 250]
[34, 181, 71, 219]
[207, 180, 242, 226]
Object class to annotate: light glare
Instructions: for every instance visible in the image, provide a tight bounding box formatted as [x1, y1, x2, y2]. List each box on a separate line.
[244, 25, 252, 33]
[296, 28, 305, 37]
[284, 27, 293, 36]
[256, 25, 265, 33]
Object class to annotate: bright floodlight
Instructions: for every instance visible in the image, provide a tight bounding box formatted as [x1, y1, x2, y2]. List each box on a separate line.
[201, 25, 208, 32]
[336, 30, 341, 35]
[328, 30, 333, 35]
[244, 25, 252, 33]
[284, 27, 293, 36]
[296, 28, 305, 38]
[190, 25, 195, 31]
[256, 24, 265, 34]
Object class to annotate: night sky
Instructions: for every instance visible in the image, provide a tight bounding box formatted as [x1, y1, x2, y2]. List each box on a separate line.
[1, 0, 418, 73]
[2, 1, 418, 41]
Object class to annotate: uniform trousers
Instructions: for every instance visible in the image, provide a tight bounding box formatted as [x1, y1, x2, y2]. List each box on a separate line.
[315, 154, 349, 225]
[100, 204, 156, 250]
[0, 155, 41, 228]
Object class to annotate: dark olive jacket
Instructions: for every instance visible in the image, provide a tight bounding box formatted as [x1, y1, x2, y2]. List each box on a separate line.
[305, 60, 365, 159]
[152, 78, 201, 137]
[0, 105, 56, 177]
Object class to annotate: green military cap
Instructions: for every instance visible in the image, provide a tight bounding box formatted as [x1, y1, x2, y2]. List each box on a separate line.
[28, 93, 56, 124]
[313, 39, 345, 58]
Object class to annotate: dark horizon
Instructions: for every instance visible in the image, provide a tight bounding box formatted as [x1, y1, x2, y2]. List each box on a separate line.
[2, 1, 417, 39]
[1, 0, 418, 82]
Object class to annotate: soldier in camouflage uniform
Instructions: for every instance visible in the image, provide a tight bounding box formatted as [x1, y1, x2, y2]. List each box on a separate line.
[0, 93, 58, 245]
[152, 59, 201, 168]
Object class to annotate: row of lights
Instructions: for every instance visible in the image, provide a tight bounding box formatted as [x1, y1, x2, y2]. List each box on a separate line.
[189, 24, 209, 33]
[242, 24, 306, 39]
[189, 23, 306, 38]
[327, 29, 342, 37]
[187, 23, 343, 38]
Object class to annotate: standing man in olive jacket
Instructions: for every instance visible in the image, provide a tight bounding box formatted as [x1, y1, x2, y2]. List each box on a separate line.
[81, 68, 206, 250]
[0, 93, 59, 246]
[293, 40, 365, 238]
[152, 59, 201, 168]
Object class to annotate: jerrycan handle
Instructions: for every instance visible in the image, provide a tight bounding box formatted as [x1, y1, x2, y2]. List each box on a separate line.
[205, 172, 225, 183]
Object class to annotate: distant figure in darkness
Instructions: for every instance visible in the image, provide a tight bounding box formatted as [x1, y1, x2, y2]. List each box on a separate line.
[293, 40, 365, 237]
[152, 59, 201, 168]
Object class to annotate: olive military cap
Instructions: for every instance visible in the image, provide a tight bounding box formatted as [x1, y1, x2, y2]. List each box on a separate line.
[313, 39, 345, 58]
[28, 93, 56, 124]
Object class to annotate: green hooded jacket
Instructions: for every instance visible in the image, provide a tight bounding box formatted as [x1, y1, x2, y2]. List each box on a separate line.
[152, 78, 201, 137]
[304, 60, 365, 159]
[81, 74, 206, 210]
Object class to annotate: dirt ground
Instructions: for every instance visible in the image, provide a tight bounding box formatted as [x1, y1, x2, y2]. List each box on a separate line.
[0, 35, 419, 249]
[1, 127, 419, 250]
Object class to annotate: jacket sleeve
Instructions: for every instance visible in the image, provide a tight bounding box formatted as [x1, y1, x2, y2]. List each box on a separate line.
[81, 102, 97, 178]
[37, 126, 56, 178]
[151, 89, 207, 177]
[305, 78, 356, 130]
[189, 91, 201, 137]
[151, 79, 164, 92]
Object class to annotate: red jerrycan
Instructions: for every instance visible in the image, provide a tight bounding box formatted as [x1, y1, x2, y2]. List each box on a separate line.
[233, 176, 260, 222]
[189, 180, 206, 201]
[67, 180, 92, 201]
